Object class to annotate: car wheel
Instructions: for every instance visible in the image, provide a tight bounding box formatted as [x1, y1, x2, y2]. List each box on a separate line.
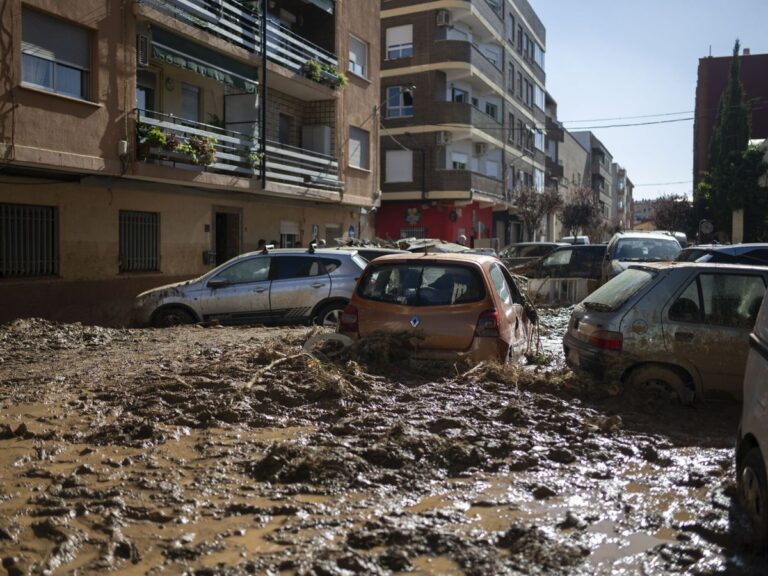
[739, 447, 768, 551]
[624, 365, 695, 406]
[314, 302, 345, 329]
[152, 307, 196, 328]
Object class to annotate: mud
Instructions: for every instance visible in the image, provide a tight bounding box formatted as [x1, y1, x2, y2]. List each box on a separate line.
[0, 315, 765, 574]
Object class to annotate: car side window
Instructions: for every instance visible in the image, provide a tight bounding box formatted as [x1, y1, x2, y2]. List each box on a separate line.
[320, 258, 342, 274]
[490, 264, 511, 305]
[698, 273, 766, 328]
[213, 257, 271, 285]
[544, 249, 572, 267]
[668, 279, 701, 323]
[273, 257, 323, 280]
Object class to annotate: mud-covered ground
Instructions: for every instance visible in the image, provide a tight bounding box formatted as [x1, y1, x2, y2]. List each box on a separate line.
[0, 312, 765, 575]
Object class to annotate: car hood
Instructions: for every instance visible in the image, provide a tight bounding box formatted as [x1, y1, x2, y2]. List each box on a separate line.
[136, 278, 199, 300]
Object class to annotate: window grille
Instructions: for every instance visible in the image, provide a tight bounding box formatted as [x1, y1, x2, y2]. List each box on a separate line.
[119, 210, 159, 272]
[0, 203, 58, 277]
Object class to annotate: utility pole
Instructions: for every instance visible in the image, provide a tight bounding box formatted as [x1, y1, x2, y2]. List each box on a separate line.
[260, 0, 268, 186]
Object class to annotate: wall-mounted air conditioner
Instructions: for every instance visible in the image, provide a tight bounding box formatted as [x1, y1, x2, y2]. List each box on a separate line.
[473, 142, 487, 156]
[436, 131, 451, 145]
[136, 34, 149, 67]
[436, 9, 452, 27]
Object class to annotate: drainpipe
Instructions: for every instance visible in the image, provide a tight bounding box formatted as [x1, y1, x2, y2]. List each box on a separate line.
[259, 0, 268, 186]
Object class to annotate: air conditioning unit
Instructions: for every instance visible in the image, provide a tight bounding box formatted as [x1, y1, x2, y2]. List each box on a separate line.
[473, 142, 487, 156]
[436, 9, 452, 27]
[436, 131, 451, 145]
[136, 34, 149, 67]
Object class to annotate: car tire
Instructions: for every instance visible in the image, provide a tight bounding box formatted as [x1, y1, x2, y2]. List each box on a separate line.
[314, 302, 346, 329]
[152, 307, 196, 328]
[624, 364, 695, 406]
[739, 447, 768, 551]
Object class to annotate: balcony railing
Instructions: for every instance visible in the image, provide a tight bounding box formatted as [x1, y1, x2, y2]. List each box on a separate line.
[135, 109, 342, 191]
[139, 0, 338, 73]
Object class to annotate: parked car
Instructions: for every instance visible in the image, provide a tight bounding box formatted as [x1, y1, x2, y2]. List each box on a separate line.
[498, 242, 564, 268]
[132, 248, 367, 327]
[563, 262, 768, 402]
[338, 253, 530, 363]
[737, 290, 768, 550]
[332, 246, 409, 262]
[601, 231, 682, 283]
[508, 244, 607, 280]
[560, 235, 590, 245]
[677, 243, 768, 266]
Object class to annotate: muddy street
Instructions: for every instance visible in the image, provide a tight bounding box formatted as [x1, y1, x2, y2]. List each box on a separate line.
[0, 313, 764, 575]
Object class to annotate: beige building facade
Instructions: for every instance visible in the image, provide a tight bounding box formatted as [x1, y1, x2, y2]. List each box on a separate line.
[0, 0, 380, 325]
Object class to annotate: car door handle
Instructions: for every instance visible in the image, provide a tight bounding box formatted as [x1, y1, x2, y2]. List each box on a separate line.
[254, 287, 267, 293]
[675, 331, 694, 342]
[311, 282, 326, 288]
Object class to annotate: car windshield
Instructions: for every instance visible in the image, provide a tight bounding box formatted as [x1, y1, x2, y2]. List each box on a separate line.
[614, 238, 680, 262]
[583, 268, 656, 312]
[500, 245, 550, 258]
[357, 263, 485, 306]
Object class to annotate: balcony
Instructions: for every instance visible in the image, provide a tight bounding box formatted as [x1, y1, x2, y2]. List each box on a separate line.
[433, 170, 504, 202]
[545, 117, 564, 142]
[138, 0, 338, 76]
[429, 40, 504, 89]
[134, 109, 342, 191]
[418, 101, 502, 142]
[546, 156, 563, 178]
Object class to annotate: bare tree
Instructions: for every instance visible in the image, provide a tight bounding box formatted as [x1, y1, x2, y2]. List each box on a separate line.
[559, 187, 597, 238]
[515, 186, 563, 241]
[653, 194, 694, 234]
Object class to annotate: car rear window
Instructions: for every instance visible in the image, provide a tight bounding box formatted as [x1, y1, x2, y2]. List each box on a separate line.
[357, 263, 486, 306]
[582, 268, 656, 311]
[614, 238, 680, 261]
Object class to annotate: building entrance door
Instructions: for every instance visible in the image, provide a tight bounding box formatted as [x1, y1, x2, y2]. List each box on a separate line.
[215, 210, 242, 265]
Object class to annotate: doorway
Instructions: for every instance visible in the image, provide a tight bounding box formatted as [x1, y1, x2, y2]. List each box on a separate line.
[214, 209, 242, 265]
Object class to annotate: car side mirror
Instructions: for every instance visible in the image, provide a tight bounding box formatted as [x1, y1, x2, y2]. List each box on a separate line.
[207, 279, 230, 289]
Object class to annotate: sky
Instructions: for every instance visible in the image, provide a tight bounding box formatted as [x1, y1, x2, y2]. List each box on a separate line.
[528, 0, 768, 201]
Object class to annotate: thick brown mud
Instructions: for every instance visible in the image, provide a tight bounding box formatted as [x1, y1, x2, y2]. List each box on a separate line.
[0, 316, 765, 574]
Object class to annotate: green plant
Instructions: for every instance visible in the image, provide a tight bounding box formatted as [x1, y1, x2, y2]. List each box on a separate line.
[248, 150, 263, 167]
[144, 126, 167, 148]
[304, 59, 322, 82]
[188, 135, 218, 166]
[163, 132, 180, 151]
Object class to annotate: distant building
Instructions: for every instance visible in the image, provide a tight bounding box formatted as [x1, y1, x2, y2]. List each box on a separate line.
[612, 164, 633, 231]
[633, 199, 657, 227]
[693, 48, 768, 186]
[570, 131, 614, 221]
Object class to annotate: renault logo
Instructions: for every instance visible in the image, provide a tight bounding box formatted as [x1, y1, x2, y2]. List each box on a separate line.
[410, 316, 421, 328]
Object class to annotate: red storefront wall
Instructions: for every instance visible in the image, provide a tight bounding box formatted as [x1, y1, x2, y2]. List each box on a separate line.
[375, 201, 493, 246]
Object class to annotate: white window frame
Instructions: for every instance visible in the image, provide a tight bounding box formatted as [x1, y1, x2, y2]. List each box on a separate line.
[348, 126, 369, 170]
[348, 34, 368, 78]
[386, 25, 413, 60]
[451, 152, 468, 170]
[387, 86, 413, 118]
[385, 150, 413, 183]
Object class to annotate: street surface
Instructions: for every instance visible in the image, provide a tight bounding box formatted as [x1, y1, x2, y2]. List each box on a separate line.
[0, 311, 764, 575]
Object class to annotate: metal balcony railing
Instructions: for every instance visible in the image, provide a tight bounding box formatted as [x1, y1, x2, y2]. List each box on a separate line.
[139, 0, 338, 73]
[135, 109, 342, 191]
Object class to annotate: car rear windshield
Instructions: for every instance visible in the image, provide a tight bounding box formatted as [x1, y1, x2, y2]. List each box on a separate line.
[615, 238, 680, 261]
[357, 263, 486, 306]
[500, 245, 552, 258]
[582, 268, 656, 312]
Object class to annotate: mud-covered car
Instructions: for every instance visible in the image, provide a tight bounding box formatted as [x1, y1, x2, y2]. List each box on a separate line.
[508, 244, 606, 280]
[331, 246, 409, 262]
[498, 241, 565, 268]
[737, 290, 768, 549]
[133, 248, 367, 327]
[601, 231, 682, 283]
[677, 243, 768, 266]
[564, 262, 768, 402]
[339, 253, 530, 363]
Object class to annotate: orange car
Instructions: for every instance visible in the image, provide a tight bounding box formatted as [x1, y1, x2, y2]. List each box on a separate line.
[338, 253, 530, 363]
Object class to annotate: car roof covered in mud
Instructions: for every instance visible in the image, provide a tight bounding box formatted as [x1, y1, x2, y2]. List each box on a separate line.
[364, 252, 500, 267]
[627, 261, 768, 273]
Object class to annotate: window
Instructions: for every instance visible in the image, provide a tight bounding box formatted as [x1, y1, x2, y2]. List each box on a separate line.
[486, 160, 500, 179]
[181, 83, 200, 122]
[534, 127, 545, 151]
[452, 87, 469, 103]
[516, 120, 524, 147]
[507, 113, 515, 143]
[278, 113, 292, 145]
[386, 25, 413, 59]
[349, 126, 369, 169]
[274, 256, 324, 280]
[357, 264, 485, 306]
[21, 7, 90, 100]
[387, 86, 413, 118]
[517, 25, 523, 52]
[214, 257, 271, 284]
[0, 203, 58, 277]
[534, 42, 545, 70]
[523, 79, 530, 105]
[485, 102, 498, 120]
[385, 150, 413, 183]
[507, 63, 515, 93]
[516, 72, 523, 98]
[451, 152, 468, 170]
[136, 70, 156, 111]
[348, 34, 368, 77]
[670, 274, 766, 328]
[119, 210, 159, 272]
[507, 14, 516, 42]
[533, 168, 544, 192]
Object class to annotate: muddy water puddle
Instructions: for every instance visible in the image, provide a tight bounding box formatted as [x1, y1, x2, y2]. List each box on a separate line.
[0, 315, 765, 574]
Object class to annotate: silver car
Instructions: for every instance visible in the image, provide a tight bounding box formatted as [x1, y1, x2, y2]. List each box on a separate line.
[564, 262, 768, 402]
[132, 248, 367, 327]
[601, 231, 682, 284]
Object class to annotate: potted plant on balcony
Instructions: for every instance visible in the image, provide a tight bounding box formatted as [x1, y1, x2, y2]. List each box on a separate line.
[303, 59, 347, 89]
[188, 135, 218, 168]
[136, 123, 167, 161]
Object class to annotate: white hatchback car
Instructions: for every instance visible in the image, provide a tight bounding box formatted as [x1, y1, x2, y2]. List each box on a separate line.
[737, 292, 768, 550]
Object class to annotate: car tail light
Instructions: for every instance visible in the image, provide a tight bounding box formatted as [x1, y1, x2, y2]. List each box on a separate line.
[339, 303, 359, 334]
[588, 330, 623, 351]
[475, 308, 500, 338]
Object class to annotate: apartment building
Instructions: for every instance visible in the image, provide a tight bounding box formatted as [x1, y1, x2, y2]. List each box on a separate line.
[0, 0, 380, 325]
[611, 163, 633, 231]
[571, 131, 613, 222]
[376, 0, 547, 247]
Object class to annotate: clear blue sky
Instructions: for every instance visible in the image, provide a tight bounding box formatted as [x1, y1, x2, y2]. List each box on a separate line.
[529, 0, 768, 201]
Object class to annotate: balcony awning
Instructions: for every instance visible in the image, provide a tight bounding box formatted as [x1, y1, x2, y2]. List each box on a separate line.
[303, 0, 334, 14]
[151, 28, 257, 94]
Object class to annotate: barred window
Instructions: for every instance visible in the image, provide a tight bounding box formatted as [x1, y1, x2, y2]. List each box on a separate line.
[0, 203, 59, 277]
[119, 210, 159, 272]
[400, 227, 425, 239]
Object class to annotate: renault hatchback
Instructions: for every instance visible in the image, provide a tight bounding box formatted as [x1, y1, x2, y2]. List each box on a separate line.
[338, 253, 530, 363]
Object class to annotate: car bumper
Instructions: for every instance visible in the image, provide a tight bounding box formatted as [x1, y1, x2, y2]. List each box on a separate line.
[563, 332, 625, 379]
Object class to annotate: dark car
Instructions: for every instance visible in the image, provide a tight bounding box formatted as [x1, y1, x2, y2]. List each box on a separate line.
[676, 243, 768, 266]
[508, 244, 607, 280]
[498, 242, 564, 268]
